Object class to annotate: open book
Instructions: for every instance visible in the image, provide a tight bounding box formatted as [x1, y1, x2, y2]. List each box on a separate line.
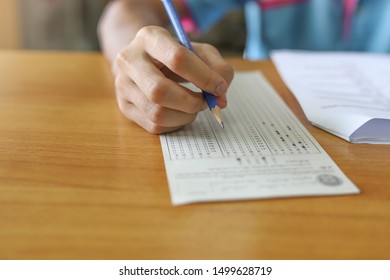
[271, 50, 390, 144]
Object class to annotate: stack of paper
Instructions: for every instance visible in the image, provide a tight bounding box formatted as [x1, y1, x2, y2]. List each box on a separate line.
[271, 50, 390, 144]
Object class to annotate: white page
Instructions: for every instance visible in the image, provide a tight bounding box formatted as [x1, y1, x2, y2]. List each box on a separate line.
[160, 72, 359, 205]
[271, 50, 390, 144]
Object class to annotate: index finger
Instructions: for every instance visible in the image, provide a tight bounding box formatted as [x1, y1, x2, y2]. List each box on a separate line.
[138, 27, 229, 97]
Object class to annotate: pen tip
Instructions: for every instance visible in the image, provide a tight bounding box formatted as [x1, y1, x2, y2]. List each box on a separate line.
[210, 107, 224, 129]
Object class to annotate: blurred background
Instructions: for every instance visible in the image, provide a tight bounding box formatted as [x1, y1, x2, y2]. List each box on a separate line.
[0, 0, 245, 55]
[0, 0, 108, 51]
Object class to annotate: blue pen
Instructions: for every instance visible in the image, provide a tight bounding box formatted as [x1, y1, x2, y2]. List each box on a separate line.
[161, 0, 224, 128]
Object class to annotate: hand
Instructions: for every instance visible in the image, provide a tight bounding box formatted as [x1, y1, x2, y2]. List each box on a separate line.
[114, 26, 234, 134]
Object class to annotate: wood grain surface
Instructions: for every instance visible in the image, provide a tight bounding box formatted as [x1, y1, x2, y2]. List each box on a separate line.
[0, 51, 389, 259]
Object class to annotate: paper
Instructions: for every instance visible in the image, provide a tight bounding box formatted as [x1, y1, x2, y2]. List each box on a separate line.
[160, 72, 359, 205]
[271, 50, 390, 144]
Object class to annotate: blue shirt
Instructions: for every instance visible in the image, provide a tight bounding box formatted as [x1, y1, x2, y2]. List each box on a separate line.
[184, 0, 390, 59]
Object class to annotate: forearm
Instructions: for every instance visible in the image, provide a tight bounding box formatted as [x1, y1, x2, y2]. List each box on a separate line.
[98, 0, 169, 65]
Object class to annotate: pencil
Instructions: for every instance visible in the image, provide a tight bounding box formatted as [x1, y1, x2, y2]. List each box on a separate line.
[161, 0, 224, 128]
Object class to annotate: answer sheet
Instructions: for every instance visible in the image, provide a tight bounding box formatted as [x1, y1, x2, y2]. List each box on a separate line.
[160, 72, 359, 205]
[271, 50, 390, 143]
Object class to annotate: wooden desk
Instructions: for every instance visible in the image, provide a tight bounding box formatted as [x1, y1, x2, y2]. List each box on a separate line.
[1, 51, 389, 259]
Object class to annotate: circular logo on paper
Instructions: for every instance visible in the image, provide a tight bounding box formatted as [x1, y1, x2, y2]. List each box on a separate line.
[317, 174, 343, 186]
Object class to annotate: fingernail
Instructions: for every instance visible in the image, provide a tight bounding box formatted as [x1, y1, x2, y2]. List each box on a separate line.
[215, 81, 227, 96]
[220, 94, 228, 106]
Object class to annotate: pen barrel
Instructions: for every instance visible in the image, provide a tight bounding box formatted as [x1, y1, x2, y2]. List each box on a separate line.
[161, 0, 194, 51]
[162, 0, 223, 127]
[203, 91, 219, 109]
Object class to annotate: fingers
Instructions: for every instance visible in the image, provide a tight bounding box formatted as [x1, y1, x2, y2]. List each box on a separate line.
[114, 25, 234, 133]
[115, 75, 200, 133]
[136, 26, 230, 97]
[118, 101, 188, 134]
[193, 42, 235, 87]
[192, 43, 235, 109]
[118, 56, 205, 114]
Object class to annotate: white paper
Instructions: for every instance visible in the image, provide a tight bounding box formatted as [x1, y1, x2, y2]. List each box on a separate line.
[160, 72, 359, 205]
[271, 50, 390, 144]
